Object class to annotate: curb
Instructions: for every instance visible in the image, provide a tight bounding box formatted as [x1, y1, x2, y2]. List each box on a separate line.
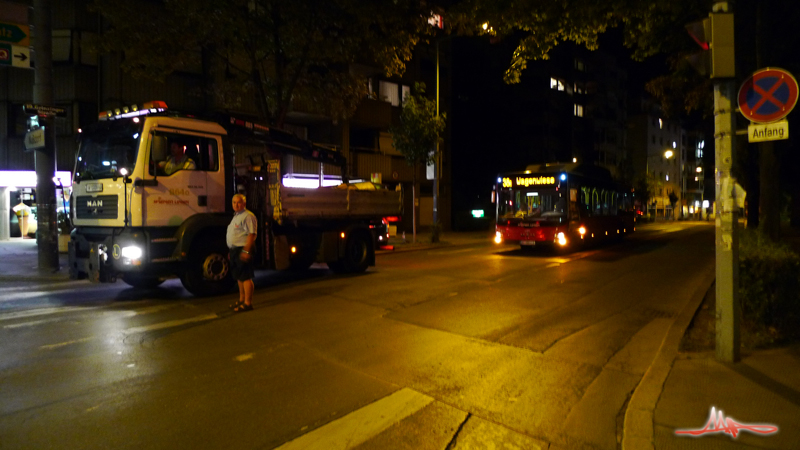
[621, 265, 716, 450]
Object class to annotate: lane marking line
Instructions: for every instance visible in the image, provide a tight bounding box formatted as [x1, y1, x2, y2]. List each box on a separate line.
[40, 336, 96, 350]
[123, 313, 218, 334]
[38, 313, 219, 350]
[0, 306, 102, 321]
[275, 388, 434, 450]
[4, 318, 63, 329]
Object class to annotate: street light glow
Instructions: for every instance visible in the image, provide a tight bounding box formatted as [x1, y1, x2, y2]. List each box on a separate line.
[664, 150, 674, 159]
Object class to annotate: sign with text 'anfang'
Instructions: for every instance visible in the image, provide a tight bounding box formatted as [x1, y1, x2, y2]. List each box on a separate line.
[748, 120, 788, 143]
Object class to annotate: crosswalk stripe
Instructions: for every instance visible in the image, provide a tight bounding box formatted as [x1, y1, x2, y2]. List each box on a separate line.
[37, 313, 219, 350]
[275, 388, 434, 450]
[0, 306, 102, 321]
[123, 313, 219, 334]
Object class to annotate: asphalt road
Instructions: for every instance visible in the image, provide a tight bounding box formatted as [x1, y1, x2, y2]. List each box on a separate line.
[0, 222, 715, 450]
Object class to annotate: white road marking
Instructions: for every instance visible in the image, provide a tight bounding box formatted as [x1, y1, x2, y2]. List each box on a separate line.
[0, 306, 103, 321]
[123, 313, 218, 334]
[4, 318, 63, 329]
[275, 388, 434, 450]
[235, 353, 255, 362]
[40, 336, 96, 350]
[0, 288, 88, 301]
[38, 313, 219, 350]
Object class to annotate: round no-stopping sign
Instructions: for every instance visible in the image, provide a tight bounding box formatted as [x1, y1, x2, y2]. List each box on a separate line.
[738, 67, 799, 123]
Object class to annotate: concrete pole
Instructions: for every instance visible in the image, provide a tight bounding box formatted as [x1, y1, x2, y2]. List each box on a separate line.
[714, 79, 740, 363]
[0, 187, 10, 241]
[33, 0, 59, 270]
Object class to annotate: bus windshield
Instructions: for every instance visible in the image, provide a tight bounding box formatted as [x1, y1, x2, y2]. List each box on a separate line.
[74, 119, 143, 181]
[497, 188, 566, 222]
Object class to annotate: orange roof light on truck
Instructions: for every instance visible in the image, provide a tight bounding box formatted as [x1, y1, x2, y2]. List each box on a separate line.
[99, 101, 168, 121]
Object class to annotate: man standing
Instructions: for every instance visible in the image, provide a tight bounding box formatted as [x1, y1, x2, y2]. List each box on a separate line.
[227, 193, 257, 312]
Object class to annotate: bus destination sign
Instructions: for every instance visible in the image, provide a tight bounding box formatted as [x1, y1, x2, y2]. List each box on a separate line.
[502, 176, 557, 188]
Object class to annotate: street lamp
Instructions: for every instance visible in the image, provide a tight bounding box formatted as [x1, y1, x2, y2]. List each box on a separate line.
[433, 33, 453, 240]
[663, 149, 684, 219]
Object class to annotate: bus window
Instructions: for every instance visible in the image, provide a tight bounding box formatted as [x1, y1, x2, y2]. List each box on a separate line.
[611, 192, 618, 216]
[592, 189, 601, 215]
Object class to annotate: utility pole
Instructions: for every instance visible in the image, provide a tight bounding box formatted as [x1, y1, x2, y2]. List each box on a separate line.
[714, 76, 740, 363]
[33, 0, 59, 270]
[687, 2, 740, 362]
[432, 38, 440, 241]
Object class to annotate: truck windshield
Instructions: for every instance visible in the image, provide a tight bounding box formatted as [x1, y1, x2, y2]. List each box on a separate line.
[75, 119, 143, 181]
[497, 188, 566, 223]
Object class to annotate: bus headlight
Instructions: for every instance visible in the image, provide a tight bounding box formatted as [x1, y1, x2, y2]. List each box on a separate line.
[556, 232, 567, 246]
[494, 231, 503, 244]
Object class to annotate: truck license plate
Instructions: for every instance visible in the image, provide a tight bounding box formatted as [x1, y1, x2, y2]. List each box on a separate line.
[520, 240, 536, 246]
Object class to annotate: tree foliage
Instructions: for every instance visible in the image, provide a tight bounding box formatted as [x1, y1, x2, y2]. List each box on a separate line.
[90, 0, 431, 126]
[445, 0, 708, 84]
[389, 83, 447, 169]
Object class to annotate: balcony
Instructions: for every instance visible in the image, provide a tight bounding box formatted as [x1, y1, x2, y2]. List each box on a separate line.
[351, 98, 393, 129]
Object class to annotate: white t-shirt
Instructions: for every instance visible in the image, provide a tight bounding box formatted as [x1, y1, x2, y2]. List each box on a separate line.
[226, 209, 257, 248]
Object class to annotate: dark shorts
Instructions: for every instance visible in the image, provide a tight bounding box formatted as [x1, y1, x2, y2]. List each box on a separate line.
[229, 247, 254, 281]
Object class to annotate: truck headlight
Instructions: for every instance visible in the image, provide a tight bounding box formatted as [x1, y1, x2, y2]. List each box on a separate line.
[494, 231, 503, 244]
[119, 245, 142, 266]
[556, 232, 567, 246]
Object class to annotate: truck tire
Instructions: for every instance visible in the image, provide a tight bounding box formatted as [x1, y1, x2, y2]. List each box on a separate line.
[328, 231, 371, 274]
[122, 273, 164, 289]
[180, 240, 234, 297]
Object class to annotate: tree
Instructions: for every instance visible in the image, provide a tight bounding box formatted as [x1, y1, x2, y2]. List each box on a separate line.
[389, 83, 447, 243]
[446, 0, 706, 83]
[90, 0, 430, 127]
[635, 174, 653, 218]
[668, 190, 679, 219]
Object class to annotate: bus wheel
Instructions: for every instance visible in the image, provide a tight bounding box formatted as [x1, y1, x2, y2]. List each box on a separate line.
[181, 240, 234, 297]
[329, 231, 371, 274]
[122, 273, 164, 289]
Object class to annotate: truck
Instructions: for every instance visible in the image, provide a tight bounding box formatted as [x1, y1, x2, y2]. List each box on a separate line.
[68, 101, 402, 296]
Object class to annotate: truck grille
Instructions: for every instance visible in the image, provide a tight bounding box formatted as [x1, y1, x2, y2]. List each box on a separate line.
[76, 195, 118, 219]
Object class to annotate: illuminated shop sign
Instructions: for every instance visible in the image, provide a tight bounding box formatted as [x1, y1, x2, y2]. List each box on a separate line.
[500, 176, 557, 188]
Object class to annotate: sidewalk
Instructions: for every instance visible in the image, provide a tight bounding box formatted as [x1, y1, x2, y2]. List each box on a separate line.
[2, 228, 799, 450]
[0, 237, 71, 282]
[625, 279, 800, 449]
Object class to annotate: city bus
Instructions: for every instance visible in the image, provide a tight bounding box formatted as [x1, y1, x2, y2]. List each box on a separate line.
[493, 162, 636, 250]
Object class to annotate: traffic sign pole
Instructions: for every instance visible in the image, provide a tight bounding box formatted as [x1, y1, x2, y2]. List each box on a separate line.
[33, 0, 59, 271]
[715, 78, 741, 363]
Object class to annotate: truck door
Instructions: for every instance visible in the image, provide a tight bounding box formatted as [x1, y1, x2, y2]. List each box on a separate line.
[143, 132, 221, 226]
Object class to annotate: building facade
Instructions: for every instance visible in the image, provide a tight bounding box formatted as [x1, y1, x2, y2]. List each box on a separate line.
[628, 98, 705, 219]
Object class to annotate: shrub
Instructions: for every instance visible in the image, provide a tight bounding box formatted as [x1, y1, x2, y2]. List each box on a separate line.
[738, 230, 800, 340]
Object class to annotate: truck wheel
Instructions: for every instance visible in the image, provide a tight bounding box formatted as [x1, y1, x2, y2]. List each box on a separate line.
[180, 241, 234, 297]
[329, 231, 371, 274]
[122, 273, 164, 289]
